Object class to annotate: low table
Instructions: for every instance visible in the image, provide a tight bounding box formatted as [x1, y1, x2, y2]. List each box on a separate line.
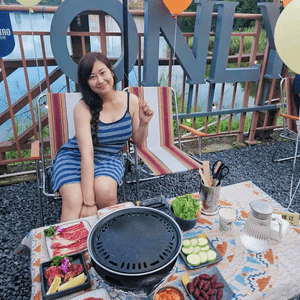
[27, 181, 300, 300]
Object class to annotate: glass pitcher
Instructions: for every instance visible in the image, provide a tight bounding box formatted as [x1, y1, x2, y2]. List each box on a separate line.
[240, 200, 283, 253]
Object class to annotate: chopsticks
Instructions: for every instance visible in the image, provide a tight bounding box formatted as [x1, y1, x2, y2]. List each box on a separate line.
[198, 160, 214, 187]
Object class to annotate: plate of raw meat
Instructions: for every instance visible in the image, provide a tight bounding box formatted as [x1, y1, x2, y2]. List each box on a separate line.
[45, 220, 91, 258]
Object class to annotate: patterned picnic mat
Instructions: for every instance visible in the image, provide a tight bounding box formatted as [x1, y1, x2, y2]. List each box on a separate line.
[28, 181, 300, 300]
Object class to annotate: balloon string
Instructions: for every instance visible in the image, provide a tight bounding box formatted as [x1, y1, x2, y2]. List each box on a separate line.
[171, 17, 178, 86]
[29, 9, 42, 94]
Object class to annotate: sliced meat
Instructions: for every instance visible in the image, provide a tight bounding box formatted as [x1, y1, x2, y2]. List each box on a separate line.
[50, 221, 88, 251]
[52, 237, 87, 256]
[51, 235, 79, 249]
[44, 266, 62, 279]
[58, 222, 88, 240]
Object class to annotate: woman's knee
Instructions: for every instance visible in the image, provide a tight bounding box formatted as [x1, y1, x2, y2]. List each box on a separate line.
[94, 177, 117, 202]
[60, 184, 83, 212]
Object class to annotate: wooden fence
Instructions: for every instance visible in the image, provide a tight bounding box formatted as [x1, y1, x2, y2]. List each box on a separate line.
[0, 4, 286, 167]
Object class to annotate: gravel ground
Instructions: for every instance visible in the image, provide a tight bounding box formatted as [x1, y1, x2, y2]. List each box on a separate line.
[1, 141, 300, 300]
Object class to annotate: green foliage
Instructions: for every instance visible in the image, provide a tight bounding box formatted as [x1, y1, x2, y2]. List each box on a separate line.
[233, 0, 274, 29]
[188, 27, 266, 56]
[128, 0, 144, 10]
[178, 1, 197, 33]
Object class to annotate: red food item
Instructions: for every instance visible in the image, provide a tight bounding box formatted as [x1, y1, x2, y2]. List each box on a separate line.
[216, 289, 223, 300]
[193, 276, 200, 287]
[199, 274, 211, 280]
[47, 273, 64, 286]
[44, 266, 62, 279]
[64, 270, 78, 282]
[68, 263, 84, 275]
[155, 287, 183, 300]
[200, 290, 209, 300]
[211, 273, 217, 284]
[198, 279, 205, 290]
[211, 282, 224, 289]
[207, 288, 217, 295]
[51, 222, 88, 249]
[52, 237, 87, 256]
[63, 263, 84, 281]
[44, 263, 84, 286]
[203, 281, 210, 292]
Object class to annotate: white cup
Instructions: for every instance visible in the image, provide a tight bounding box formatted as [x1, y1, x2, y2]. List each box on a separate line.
[219, 208, 236, 232]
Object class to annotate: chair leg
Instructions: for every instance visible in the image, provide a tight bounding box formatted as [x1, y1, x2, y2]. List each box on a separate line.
[198, 136, 202, 161]
[121, 181, 126, 202]
[35, 159, 44, 227]
[272, 136, 300, 162]
[134, 144, 140, 201]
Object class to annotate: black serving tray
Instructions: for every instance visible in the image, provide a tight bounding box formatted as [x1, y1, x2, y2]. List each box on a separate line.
[181, 266, 235, 300]
[40, 252, 91, 300]
[180, 234, 223, 269]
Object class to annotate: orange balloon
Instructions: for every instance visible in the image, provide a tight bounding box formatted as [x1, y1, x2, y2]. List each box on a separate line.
[162, 0, 193, 16]
[283, 0, 293, 8]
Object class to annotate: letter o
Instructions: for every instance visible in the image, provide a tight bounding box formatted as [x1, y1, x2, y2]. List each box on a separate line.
[50, 0, 138, 83]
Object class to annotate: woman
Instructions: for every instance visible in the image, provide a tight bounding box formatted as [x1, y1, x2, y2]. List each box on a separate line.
[52, 52, 154, 222]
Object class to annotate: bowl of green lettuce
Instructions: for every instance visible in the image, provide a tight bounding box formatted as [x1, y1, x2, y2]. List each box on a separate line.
[170, 194, 201, 231]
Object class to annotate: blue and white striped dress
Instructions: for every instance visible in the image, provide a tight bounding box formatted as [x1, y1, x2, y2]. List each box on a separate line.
[51, 93, 132, 192]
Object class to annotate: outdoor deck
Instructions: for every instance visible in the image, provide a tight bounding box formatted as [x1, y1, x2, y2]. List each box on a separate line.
[1, 141, 300, 299]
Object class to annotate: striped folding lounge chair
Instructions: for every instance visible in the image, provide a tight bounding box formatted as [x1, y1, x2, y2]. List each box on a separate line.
[272, 77, 300, 163]
[126, 87, 206, 200]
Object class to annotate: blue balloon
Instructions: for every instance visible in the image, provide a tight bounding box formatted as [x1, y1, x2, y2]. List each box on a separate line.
[0, 12, 15, 58]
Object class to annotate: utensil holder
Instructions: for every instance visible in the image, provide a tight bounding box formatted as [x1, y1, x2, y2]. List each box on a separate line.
[199, 179, 221, 215]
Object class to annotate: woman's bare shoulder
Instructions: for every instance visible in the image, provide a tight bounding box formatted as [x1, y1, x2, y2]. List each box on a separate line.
[128, 92, 139, 106]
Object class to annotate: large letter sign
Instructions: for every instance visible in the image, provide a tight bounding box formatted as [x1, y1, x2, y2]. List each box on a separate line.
[258, 2, 283, 79]
[143, 0, 214, 86]
[143, 0, 260, 86]
[50, 0, 138, 83]
[0, 12, 15, 58]
[208, 2, 260, 83]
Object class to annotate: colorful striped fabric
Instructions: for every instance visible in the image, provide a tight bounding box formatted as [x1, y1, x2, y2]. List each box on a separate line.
[128, 87, 201, 176]
[47, 93, 82, 160]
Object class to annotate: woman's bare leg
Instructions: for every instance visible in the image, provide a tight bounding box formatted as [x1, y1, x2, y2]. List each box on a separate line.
[94, 176, 118, 209]
[59, 183, 83, 222]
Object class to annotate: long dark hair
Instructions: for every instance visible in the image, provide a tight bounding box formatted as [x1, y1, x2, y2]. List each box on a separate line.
[77, 52, 117, 146]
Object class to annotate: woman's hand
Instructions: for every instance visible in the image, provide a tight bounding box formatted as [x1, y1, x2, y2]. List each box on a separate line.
[139, 100, 154, 125]
[80, 205, 98, 218]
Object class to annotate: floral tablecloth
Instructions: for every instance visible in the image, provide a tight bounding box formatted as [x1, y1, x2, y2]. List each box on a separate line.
[28, 181, 300, 300]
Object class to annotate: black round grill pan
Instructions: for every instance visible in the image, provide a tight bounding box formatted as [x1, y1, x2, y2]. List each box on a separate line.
[88, 207, 182, 275]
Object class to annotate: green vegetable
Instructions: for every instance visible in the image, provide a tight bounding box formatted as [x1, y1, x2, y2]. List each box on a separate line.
[171, 194, 200, 220]
[50, 255, 73, 267]
[44, 226, 56, 238]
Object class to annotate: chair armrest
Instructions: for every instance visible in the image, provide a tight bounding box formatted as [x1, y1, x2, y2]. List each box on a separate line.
[179, 124, 207, 137]
[280, 113, 299, 121]
[31, 140, 40, 160]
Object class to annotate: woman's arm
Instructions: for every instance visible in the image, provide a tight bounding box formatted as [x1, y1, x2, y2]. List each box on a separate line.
[74, 101, 97, 213]
[130, 93, 154, 145]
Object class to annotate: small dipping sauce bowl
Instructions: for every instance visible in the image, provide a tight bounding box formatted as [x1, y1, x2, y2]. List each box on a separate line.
[153, 285, 185, 300]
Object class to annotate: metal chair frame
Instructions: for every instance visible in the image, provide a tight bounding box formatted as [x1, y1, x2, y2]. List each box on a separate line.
[272, 77, 300, 163]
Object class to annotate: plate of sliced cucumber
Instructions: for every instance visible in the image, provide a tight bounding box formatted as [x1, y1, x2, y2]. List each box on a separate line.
[180, 234, 223, 269]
